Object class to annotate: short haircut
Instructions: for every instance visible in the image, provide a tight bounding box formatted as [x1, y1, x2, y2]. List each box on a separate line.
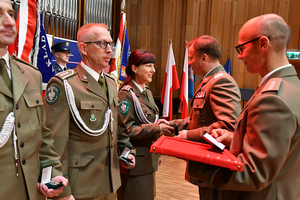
[187, 35, 222, 60]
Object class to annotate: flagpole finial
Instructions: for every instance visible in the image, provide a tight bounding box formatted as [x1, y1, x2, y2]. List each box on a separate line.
[185, 39, 187, 44]
[170, 39, 172, 43]
[121, 0, 126, 12]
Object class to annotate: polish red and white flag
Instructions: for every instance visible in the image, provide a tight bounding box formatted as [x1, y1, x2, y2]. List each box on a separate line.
[161, 42, 180, 121]
[178, 47, 189, 119]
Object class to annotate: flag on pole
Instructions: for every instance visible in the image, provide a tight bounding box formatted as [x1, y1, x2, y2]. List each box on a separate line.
[33, 13, 55, 91]
[161, 42, 180, 121]
[110, 10, 130, 84]
[8, 0, 37, 60]
[178, 47, 189, 119]
[224, 57, 231, 75]
[118, 29, 130, 82]
[188, 65, 196, 100]
[8, 0, 54, 97]
[17, 0, 37, 63]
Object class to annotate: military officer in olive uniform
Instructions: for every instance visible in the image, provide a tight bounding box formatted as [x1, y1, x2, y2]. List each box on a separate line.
[0, 0, 67, 199]
[117, 49, 187, 200]
[175, 36, 241, 200]
[44, 23, 135, 200]
[189, 14, 300, 200]
[51, 41, 71, 74]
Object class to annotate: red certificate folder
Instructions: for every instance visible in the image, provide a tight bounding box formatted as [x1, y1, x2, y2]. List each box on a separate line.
[150, 135, 244, 172]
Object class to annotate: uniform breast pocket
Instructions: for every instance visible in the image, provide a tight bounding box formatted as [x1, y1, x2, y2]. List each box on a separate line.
[23, 92, 43, 131]
[192, 98, 206, 122]
[80, 100, 107, 126]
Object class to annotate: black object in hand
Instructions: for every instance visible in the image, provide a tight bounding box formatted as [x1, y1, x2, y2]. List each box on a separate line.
[174, 125, 179, 136]
[45, 181, 63, 189]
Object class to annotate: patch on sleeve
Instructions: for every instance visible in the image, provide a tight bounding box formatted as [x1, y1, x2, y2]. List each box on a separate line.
[45, 85, 60, 105]
[119, 100, 129, 114]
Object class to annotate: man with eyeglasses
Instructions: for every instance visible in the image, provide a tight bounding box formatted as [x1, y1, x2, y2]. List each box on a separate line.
[43, 23, 136, 200]
[188, 14, 300, 200]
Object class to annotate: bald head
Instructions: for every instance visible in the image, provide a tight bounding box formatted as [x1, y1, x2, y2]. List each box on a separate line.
[77, 23, 108, 43]
[240, 14, 290, 52]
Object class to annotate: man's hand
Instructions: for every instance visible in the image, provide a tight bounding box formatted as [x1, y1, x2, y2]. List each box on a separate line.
[174, 130, 188, 139]
[120, 153, 136, 169]
[37, 175, 68, 198]
[210, 129, 234, 147]
[157, 119, 170, 125]
[159, 123, 174, 136]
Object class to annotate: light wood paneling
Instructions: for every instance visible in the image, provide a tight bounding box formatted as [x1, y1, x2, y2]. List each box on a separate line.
[122, 0, 300, 97]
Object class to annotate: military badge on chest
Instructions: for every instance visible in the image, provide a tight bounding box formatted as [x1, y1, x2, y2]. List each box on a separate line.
[195, 91, 206, 99]
[90, 114, 97, 121]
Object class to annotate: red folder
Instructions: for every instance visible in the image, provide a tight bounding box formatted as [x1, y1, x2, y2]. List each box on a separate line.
[150, 135, 244, 172]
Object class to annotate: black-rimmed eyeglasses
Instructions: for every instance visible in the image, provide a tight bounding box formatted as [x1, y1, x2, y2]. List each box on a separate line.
[84, 41, 115, 49]
[235, 36, 270, 54]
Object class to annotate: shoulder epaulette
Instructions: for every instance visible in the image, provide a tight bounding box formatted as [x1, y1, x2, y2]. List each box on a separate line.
[213, 71, 224, 79]
[121, 85, 132, 92]
[104, 72, 116, 81]
[262, 78, 282, 93]
[12, 55, 38, 70]
[55, 69, 77, 80]
[145, 85, 150, 90]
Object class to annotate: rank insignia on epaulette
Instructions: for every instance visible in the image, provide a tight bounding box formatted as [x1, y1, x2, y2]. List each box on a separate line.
[195, 91, 206, 99]
[120, 100, 129, 114]
[214, 72, 224, 79]
[122, 85, 131, 91]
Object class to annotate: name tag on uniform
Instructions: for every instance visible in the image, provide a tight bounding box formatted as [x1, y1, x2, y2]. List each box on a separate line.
[195, 91, 206, 99]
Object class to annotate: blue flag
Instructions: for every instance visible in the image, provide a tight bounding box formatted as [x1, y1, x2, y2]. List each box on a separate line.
[188, 65, 196, 100]
[224, 57, 231, 75]
[36, 14, 55, 86]
[119, 29, 131, 82]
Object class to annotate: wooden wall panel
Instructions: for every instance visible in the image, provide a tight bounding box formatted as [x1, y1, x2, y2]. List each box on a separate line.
[123, 0, 300, 98]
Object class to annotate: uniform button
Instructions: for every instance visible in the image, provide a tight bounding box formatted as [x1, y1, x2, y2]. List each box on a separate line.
[17, 122, 21, 128]
[91, 104, 95, 108]
[36, 100, 39, 104]
[20, 141, 24, 148]
[75, 161, 79, 165]
[22, 159, 26, 165]
[15, 105, 19, 110]
[111, 144, 113, 148]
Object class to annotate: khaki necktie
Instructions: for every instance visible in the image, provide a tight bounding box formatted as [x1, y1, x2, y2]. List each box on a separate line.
[0, 59, 11, 91]
[98, 76, 107, 95]
[142, 90, 149, 101]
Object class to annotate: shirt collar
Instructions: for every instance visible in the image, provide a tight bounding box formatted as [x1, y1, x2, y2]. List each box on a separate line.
[202, 65, 219, 80]
[57, 62, 66, 70]
[1, 52, 10, 70]
[80, 61, 103, 81]
[132, 80, 145, 93]
[259, 64, 292, 87]
[1, 52, 11, 78]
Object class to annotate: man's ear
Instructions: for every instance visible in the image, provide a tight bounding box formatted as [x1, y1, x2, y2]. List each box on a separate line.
[201, 54, 208, 62]
[78, 42, 87, 56]
[259, 36, 269, 50]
